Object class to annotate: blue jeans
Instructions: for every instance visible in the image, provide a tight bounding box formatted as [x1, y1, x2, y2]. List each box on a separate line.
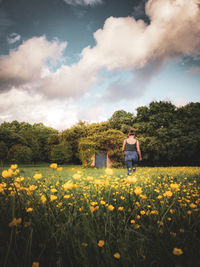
[125, 151, 138, 175]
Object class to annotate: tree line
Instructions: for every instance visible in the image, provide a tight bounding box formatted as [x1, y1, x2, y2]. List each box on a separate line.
[0, 101, 199, 166]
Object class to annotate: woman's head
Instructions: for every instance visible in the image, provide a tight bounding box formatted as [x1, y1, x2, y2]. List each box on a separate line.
[128, 128, 135, 136]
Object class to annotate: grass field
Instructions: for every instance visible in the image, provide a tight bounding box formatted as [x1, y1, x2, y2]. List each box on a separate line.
[0, 164, 200, 267]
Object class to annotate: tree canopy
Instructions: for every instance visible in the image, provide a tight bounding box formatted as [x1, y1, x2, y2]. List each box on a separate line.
[0, 101, 199, 166]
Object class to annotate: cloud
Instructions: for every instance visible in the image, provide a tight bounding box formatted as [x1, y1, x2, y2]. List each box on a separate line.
[63, 0, 102, 6]
[0, 0, 200, 102]
[82, 0, 200, 71]
[77, 104, 106, 122]
[172, 97, 189, 107]
[0, 88, 78, 130]
[103, 61, 162, 102]
[7, 33, 21, 44]
[0, 36, 67, 92]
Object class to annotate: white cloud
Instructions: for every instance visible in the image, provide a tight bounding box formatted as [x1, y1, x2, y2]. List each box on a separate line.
[0, 36, 67, 91]
[0, 0, 200, 102]
[172, 97, 189, 107]
[0, 88, 78, 130]
[81, 0, 200, 71]
[63, 0, 102, 6]
[77, 104, 106, 122]
[7, 33, 21, 44]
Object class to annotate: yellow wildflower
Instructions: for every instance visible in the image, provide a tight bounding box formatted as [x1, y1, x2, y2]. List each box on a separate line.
[51, 188, 58, 193]
[126, 176, 137, 184]
[62, 181, 74, 190]
[189, 203, 197, 209]
[98, 240, 105, 247]
[33, 173, 42, 180]
[108, 204, 115, 211]
[29, 185, 37, 191]
[9, 218, 22, 227]
[50, 195, 57, 201]
[170, 183, 179, 192]
[57, 167, 63, 171]
[118, 207, 124, 211]
[64, 194, 71, 199]
[173, 248, 183, 256]
[40, 195, 47, 204]
[32, 262, 39, 267]
[150, 210, 158, 215]
[130, 220, 135, 224]
[2, 169, 13, 178]
[135, 224, 140, 229]
[26, 207, 33, 213]
[90, 206, 95, 213]
[140, 210, 146, 215]
[163, 191, 173, 197]
[10, 164, 18, 170]
[134, 187, 142, 196]
[82, 242, 88, 247]
[50, 163, 57, 169]
[113, 252, 120, 259]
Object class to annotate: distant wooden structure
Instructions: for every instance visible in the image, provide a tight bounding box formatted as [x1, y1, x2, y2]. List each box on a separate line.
[91, 152, 113, 168]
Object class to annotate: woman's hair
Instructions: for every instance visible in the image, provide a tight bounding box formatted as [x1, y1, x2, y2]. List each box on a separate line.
[128, 128, 135, 136]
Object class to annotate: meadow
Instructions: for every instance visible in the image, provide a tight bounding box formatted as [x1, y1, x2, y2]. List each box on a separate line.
[0, 164, 200, 267]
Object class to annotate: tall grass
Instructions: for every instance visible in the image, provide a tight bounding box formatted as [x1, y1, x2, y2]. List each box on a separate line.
[0, 165, 200, 267]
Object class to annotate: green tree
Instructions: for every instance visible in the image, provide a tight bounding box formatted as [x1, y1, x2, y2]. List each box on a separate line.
[0, 141, 8, 164]
[108, 110, 135, 133]
[61, 121, 88, 163]
[8, 145, 33, 163]
[50, 143, 72, 164]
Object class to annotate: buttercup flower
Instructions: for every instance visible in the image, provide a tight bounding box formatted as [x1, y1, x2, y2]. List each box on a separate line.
[40, 195, 47, 204]
[26, 207, 33, 213]
[114, 252, 120, 259]
[2, 169, 13, 178]
[32, 262, 39, 267]
[126, 176, 137, 184]
[9, 218, 22, 227]
[62, 181, 74, 190]
[170, 183, 179, 192]
[50, 195, 57, 201]
[134, 186, 142, 196]
[108, 205, 115, 211]
[33, 173, 42, 180]
[98, 240, 105, 247]
[173, 248, 183, 256]
[10, 164, 18, 170]
[50, 163, 57, 169]
[163, 191, 173, 197]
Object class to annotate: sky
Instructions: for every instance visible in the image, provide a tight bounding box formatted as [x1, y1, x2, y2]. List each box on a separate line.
[0, 0, 200, 131]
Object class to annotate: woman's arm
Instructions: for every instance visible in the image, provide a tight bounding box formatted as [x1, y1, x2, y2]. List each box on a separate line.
[122, 139, 126, 153]
[136, 140, 142, 161]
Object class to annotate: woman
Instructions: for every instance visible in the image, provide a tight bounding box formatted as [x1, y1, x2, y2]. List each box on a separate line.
[122, 129, 142, 175]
